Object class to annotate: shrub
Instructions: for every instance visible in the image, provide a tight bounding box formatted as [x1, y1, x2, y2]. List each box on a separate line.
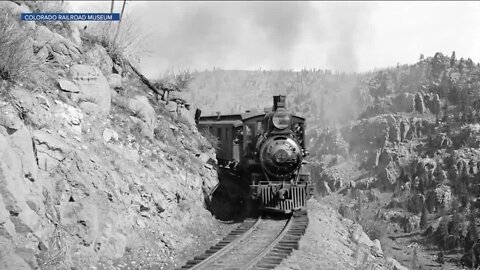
[156, 69, 193, 104]
[83, 14, 147, 66]
[24, 1, 71, 34]
[159, 69, 193, 92]
[24, 1, 68, 13]
[0, 9, 38, 82]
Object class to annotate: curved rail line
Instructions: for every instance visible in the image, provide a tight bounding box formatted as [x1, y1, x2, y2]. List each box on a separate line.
[179, 211, 308, 270]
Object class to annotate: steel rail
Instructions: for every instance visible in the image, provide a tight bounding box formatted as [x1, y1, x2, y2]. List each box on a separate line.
[180, 217, 261, 270]
[239, 216, 293, 270]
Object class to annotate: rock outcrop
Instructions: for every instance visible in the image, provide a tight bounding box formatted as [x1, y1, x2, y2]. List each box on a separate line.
[84, 44, 114, 75]
[69, 64, 111, 114]
[391, 92, 415, 113]
[33, 25, 82, 65]
[127, 95, 156, 138]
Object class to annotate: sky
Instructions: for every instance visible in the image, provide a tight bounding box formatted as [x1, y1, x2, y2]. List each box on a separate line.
[68, 1, 480, 79]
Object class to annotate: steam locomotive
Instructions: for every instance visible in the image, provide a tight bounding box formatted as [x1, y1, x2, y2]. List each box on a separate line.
[197, 95, 314, 213]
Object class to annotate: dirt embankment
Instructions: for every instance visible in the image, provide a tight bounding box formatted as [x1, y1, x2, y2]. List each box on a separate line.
[277, 197, 407, 270]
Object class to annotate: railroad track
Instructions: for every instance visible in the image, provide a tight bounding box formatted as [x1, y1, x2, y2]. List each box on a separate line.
[179, 211, 308, 270]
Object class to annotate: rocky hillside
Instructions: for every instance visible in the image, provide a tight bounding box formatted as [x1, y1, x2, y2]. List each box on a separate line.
[0, 2, 225, 269]
[313, 53, 480, 269]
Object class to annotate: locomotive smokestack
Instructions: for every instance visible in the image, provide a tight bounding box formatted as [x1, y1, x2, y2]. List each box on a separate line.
[273, 95, 286, 111]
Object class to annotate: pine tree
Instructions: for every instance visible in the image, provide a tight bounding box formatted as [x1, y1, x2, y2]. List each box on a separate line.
[420, 206, 428, 229]
[469, 207, 479, 243]
[432, 94, 441, 123]
[418, 178, 425, 194]
[465, 205, 479, 268]
[438, 216, 450, 250]
[451, 211, 464, 248]
[450, 51, 456, 68]
[411, 246, 420, 270]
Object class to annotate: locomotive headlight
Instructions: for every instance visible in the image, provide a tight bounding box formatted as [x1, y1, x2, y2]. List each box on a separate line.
[272, 112, 291, 129]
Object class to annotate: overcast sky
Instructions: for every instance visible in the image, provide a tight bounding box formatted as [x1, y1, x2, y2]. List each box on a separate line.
[69, 1, 480, 78]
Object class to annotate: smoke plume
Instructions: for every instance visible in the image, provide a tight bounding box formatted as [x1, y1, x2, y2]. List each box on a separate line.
[126, 2, 373, 78]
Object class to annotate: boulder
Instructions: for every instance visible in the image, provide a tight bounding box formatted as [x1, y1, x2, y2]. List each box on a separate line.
[57, 79, 79, 93]
[70, 24, 82, 46]
[103, 128, 119, 143]
[84, 44, 114, 75]
[0, 103, 24, 132]
[69, 64, 111, 114]
[33, 26, 82, 65]
[197, 152, 216, 166]
[127, 96, 156, 138]
[350, 226, 374, 247]
[166, 101, 178, 113]
[79, 102, 101, 115]
[52, 100, 83, 135]
[0, 194, 8, 225]
[178, 106, 196, 126]
[0, 134, 42, 268]
[415, 92, 425, 114]
[372, 239, 383, 256]
[9, 125, 37, 181]
[9, 87, 35, 110]
[36, 46, 49, 60]
[4, 88, 54, 131]
[33, 130, 73, 171]
[386, 257, 409, 270]
[35, 95, 50, 110]
[0, 252, 33, 270]
[376, 149, 401, 190]
[106, 74, 122, 89]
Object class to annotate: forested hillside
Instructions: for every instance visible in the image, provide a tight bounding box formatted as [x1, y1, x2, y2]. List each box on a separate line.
[187, 52, 480, 269]
[187, 69, 364, 125]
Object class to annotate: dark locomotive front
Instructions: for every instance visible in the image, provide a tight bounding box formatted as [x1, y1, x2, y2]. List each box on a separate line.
[197, 95, 314, 214]
[250, 95, 314, 213]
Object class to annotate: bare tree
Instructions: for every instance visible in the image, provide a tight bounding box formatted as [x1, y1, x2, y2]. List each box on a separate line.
[120, 0, 127, 18]
[113, 0, 128, 46]
[158, 69, 193, 104]
[86, 12, 146, 64]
